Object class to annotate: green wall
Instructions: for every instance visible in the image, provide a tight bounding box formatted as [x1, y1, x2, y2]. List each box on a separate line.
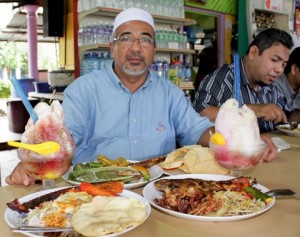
[185, 0, 237, 15]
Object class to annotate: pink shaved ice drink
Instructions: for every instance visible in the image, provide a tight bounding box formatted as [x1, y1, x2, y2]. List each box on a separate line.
[211, 99, 266, 171]
[18, 100, 75, 180]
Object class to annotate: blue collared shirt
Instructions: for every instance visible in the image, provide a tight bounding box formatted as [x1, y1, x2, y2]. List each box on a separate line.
[63, 62, 213, 164]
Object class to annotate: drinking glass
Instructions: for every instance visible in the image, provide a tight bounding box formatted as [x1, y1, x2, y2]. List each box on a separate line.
[17, 143, 75, 190]
[209, 142, 266, 177]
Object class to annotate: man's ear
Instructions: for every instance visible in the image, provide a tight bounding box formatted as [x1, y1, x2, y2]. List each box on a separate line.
[248, 45, 259, 60]
[291, 64, 299, 75]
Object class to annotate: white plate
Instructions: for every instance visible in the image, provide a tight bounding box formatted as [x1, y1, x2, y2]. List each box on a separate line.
[62, 164, 164, 189]
[143, 174, 275, 222]
[5, 187, 151, 237]
[277, 124, 300, 137]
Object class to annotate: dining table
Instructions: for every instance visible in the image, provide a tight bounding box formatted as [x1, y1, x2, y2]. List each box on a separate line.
[0, 131, 299, 237]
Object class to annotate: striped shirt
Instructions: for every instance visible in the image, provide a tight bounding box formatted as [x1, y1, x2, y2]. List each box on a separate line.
[275, 74, 300, 109]
[193, 59, 293, 132]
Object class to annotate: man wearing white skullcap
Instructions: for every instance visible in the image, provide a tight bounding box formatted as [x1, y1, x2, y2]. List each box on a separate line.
[61, 7, 215, 166]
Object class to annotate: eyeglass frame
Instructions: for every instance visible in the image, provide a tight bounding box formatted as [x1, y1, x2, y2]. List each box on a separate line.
[113, 33, 156, 47]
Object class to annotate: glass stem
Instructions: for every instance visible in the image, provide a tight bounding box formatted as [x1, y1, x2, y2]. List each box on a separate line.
[42, 179, 55, 190]
[229, 170, 242, 177]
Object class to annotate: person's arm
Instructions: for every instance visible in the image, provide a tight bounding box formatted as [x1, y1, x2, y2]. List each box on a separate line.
[199, 106, 220, 123]
[246, 104, 288, 124]
[197, 126, 215, 147]
[5, 162, 36, 186]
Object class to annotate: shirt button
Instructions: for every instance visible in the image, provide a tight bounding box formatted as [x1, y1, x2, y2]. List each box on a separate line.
[133, 140, 137, 144]
[133, 118, 136, 123]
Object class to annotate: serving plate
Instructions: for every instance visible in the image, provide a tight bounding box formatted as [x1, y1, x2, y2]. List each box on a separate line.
[5, 187, 151, 237]
[143, 174, 275, 222]
[277, 124, 300, 137]
[62, 164, 164, 189]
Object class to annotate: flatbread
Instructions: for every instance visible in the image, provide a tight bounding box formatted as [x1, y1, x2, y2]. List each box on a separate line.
[160, 145, 228, 174]
[179, 146, 228, 174]
[71, 196, 147, 236]
[159, 145, 198, 170]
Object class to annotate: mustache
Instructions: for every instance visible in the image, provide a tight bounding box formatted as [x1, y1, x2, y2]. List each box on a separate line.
[126, 53, 145, 60]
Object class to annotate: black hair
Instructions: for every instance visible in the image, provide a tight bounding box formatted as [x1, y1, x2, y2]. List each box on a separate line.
[246, 28, 294, 55]
[284, 47, 300, 74]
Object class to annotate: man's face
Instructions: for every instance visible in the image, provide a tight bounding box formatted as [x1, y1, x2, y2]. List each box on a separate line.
[110, 20, 156, 79]
[248, 44, 290, 85]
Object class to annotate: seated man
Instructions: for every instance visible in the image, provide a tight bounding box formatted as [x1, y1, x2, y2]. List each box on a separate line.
[193, 28, 294, 133]
[275, 47, 300, 123]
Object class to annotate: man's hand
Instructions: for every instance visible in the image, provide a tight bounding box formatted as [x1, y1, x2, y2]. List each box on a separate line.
[248, 104, 288, 124]
[5, 162, 36, 186]
[260, 135, 278, 162]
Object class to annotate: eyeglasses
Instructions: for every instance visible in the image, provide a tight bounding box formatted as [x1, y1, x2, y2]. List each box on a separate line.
[113, 35, 155, 47]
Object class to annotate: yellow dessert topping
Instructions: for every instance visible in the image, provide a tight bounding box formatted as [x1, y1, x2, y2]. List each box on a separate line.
[210, 133, 226, 145]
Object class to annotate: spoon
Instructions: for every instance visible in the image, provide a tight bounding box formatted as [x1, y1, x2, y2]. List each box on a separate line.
[265, 189, 300, 198]
[7, 141, 60, 155]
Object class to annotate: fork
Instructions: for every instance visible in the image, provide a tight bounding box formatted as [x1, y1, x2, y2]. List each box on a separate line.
[11, 226, 74, 233]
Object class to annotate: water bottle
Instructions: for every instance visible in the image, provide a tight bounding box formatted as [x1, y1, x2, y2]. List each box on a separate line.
[91, 23, 98, 45]
[105, 52, 113, 67]
[156, 59, 163, 78]
[97, 22, 104, 44]
[162, 60, 169, 80]
[99, 52, 105, 70]
[83, 24, 92, 46]
[88, 52, 100, 72]
[150, 61, 157, 74]
[80, 53, 90, 75]
[184, 63, 192, 82]
[78, 26, 83, 47]
[185, 90, 192, 105]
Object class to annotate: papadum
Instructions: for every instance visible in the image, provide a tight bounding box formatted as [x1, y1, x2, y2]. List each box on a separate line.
[159, 145, 228, 174]
[71, 196, 147, 237]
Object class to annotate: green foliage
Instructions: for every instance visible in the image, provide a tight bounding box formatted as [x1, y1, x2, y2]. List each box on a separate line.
[0, 80, 11, 99]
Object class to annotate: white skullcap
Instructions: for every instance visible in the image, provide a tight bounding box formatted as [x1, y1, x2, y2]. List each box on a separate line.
[112, 8, 155, 34]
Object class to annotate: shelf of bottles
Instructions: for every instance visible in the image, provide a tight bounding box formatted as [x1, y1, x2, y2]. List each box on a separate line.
[78, 0, 188, 20]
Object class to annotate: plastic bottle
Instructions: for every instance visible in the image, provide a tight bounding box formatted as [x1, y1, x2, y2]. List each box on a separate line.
[150, 61, 157, 74]
[185, 90, 192, 105]
[80, 53, 90, 75]
[99, 52, 106, 70]
[162, 59, 169, 80]
[184, 63, 192, 82]
[91, 23, 98, 45]
[105, 52, 113, 66]
[156, 58, 163, 78]
[97, 22, 104, 44]
[88, 52, 100, 72]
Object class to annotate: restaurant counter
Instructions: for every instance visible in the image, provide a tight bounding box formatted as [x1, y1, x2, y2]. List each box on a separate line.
[0, 132, 299, 237]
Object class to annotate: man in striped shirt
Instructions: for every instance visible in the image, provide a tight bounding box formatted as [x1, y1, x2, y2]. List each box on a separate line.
[193, 28, 294, 133]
